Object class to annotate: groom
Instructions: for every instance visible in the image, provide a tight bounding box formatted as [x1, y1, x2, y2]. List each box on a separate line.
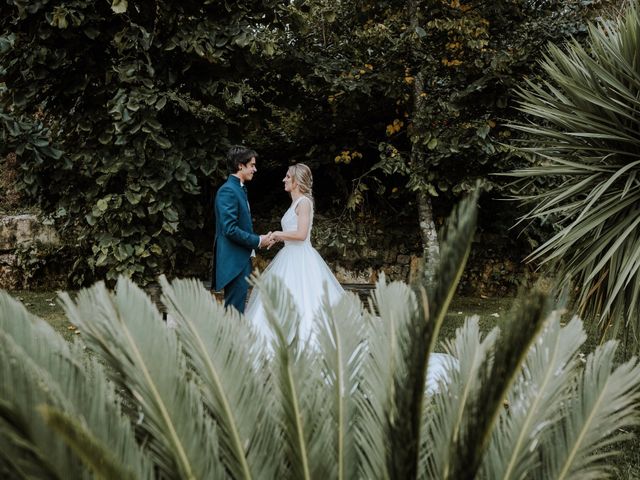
[213, 145, 272, 313]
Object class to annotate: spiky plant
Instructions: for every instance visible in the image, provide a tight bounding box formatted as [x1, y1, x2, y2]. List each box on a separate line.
[1, 192, 640, 479]
[507, 0, 640, 348]
[0, 292, 153, 479]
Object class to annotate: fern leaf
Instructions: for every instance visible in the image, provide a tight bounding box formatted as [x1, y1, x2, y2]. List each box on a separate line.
[160, 275, 280, 479]
[545, 341, 640, 479]
[317, 288, 366, 480]
[256, 274, 334, 480]
[60, 278, 222, 479]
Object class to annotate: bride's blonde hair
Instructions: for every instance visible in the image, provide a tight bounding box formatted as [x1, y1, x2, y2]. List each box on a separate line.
[289, 163, 314, 202]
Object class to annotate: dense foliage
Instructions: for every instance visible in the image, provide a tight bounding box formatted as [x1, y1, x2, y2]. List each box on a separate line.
[257, 0, 613, 262]
[2, 194, 640, 479]
[0, 0, 615, 285]
[508, 0, 640, 349]
[0, 0, 284, 284]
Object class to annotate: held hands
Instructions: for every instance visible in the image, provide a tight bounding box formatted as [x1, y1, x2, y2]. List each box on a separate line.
[259, 231, 285, 249]
[259, 232, 273, 249]
[259, 231, 283, 250]
[259, 231, 281, 249]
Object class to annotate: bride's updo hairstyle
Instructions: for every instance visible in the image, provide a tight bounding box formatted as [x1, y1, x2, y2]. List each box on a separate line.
[289, 163, 314, 202]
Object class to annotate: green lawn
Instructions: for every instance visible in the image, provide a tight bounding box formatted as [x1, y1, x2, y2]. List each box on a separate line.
[9, 287, 514, 346]
[10, 289, 76, 342]
[6, 288, 640, 478]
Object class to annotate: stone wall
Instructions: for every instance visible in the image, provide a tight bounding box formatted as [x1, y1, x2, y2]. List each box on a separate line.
[0, 213, 530, 295]
[0, 214, 60, 289]
[251, 224, 528, 296]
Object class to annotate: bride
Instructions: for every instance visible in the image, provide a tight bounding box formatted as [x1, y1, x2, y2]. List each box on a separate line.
[245, 163, 344, 344]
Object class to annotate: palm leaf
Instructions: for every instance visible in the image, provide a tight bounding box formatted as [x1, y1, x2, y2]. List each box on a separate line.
[541, 341, 640, 479]
[422, 317, 500, 479]
[38, 405, 136, 480]
[60, 278, 222, 479]
[255, 273, 334, 479]
[506, 0, 640, 350]
[388, 188, 479, 479]
[0, 291, 152, 480]
[482, 315, 587, 480]
[0, 331, 86, 479]
[159, 275, 280, 480]
[316, 288, 366, 480]
[355, 276, 417, 480]
[447, 291, 549, 479]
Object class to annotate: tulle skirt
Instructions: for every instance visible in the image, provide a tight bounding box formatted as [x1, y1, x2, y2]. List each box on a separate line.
[245, 242, 456, 394]
[245, 241, 345, 344]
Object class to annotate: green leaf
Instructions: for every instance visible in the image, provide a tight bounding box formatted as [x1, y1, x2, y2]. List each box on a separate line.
[155, 96, 167, 110]
[96, 198, 109, 212]
[84, 27, 100, 40]
[96, 252, 108, 266]
[324, 11, 336, 23]
[98, 132, 113, 145]
[125, 190, 143, 205]
[163, 207, 178, 222]
[111, 0, 128, 14]
[477, 125, 490, 139]
[152, 135, 172, 149]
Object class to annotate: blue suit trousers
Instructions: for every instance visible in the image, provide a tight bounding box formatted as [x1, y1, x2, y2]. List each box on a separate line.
[224, 259, 252, 313]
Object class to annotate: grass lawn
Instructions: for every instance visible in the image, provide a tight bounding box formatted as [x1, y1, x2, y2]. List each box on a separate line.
[6, 288, 640, 478]
[10, 289, 76, 342]
[9, 287, 517, 343]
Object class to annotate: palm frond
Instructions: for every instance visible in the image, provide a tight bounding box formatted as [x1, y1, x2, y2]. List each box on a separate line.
[0, 291, 152, 480]
[254, 273, 334, 479]
[422, 317, 500, 479]
[389, 188, 479, 479]
[542, 341, 640, 479]
[506, 0, 640, 350]
[355, 276, 416, 480]
[448, 291, 549, 479]
[316, 288, 366, 480]
[0, 331, 86, 479]
[159, 275, 280, 480]
[0, 398, 52, 479]
[38, 405, 136, 480]
[482, 314, 587, 480]
[60, 278, 223, 480]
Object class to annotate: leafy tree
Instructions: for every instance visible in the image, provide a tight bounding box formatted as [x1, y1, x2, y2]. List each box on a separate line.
[2, 194, 640, 479]
[261, 0, 611, 272]
[0, 0, 282, 285]
[507, 0, 640, 349]
[0, 0, 619, 286]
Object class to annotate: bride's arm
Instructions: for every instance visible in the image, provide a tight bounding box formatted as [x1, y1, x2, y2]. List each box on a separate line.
[271, 198, 311, 242]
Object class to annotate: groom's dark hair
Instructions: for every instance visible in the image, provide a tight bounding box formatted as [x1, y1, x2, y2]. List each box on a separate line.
[227, 145, 258, 174]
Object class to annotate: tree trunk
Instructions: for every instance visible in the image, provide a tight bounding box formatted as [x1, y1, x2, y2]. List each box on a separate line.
[416, 189, 439, 284]
[412, 69, 440, 284]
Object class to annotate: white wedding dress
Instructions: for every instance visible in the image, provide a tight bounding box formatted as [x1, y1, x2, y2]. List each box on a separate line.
[245, 196, 344, 344]
[245, 195, 454, 393]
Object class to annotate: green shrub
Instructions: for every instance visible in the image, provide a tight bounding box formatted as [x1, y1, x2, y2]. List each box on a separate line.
[2, 194, 640, 479]
[508, 0, 640, 349]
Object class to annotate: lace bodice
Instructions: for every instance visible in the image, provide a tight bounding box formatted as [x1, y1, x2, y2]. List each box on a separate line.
[281, 196, 313, 244]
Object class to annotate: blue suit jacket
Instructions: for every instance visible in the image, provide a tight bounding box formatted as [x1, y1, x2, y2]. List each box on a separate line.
[214, 175, 260, 290]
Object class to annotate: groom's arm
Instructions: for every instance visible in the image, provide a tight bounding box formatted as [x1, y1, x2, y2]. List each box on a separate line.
[217, 188, 260, 249]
